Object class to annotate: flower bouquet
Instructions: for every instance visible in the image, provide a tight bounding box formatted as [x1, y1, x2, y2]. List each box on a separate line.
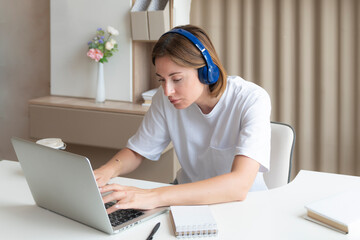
[87, 26, 119, 63]
[87, 26, 119, 103]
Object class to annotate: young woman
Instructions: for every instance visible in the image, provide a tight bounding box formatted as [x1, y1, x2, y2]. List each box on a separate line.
[94, 25, 271, 213]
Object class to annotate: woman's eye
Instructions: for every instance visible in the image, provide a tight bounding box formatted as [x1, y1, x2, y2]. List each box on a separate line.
[158, 79, 165, 83]
[173, 78, 182, 82]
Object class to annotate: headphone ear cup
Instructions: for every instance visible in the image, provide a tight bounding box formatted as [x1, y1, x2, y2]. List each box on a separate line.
[198, 66, 209, 84]
[207, 65, 220, 84]
[198, 65, 220, 85]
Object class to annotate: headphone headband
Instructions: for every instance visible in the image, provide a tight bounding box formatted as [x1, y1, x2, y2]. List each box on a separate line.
[163, 29, 220, 85]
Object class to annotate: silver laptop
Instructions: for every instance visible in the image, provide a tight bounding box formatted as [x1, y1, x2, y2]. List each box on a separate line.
[11, 137, 167, 234]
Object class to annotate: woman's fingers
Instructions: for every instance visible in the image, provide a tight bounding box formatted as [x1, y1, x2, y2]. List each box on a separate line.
[101, 186, 127, 202]
[99, 183, 124, 192]
[105, 200, 134, 214]
[99, 184, 157, 212]
[100, 184, 134, 212]
[95, 177, 107, 187]
[93, 171, 109, 187]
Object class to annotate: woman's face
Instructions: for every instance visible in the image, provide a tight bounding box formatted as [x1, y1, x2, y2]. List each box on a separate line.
[155, 55, 207, 110]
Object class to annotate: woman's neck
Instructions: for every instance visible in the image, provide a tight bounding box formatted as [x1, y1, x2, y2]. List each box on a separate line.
[196, 91, 222, 114]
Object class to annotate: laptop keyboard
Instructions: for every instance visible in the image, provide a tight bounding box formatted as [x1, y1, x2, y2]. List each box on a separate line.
[105, 202, 145, 227]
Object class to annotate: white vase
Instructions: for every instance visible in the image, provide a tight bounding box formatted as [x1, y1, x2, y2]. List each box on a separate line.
[96, 62, 105, 103]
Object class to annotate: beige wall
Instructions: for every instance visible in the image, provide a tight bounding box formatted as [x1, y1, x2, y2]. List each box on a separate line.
[0, 0, 50, 161]
[190, 0, 360, 178]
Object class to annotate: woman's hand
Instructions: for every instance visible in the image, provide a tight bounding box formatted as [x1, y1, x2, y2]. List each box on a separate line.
[94, 168, 113, 187]
[99, 184, 159, 213]
[93, 148, 144, 188]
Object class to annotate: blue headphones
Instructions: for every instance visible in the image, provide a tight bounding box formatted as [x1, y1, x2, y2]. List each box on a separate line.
[164, 29, 220, 85]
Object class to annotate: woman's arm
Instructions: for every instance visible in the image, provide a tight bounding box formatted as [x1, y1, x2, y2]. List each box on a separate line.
[94, 148, 144, 187]
[160, 155, 260, 205]
[101, 155, 260, 213]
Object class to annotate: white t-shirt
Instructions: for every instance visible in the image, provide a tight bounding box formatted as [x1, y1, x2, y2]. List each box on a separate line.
[127, 76, 271, 191]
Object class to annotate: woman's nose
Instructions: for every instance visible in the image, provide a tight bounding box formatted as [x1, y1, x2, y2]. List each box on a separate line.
[163, 82, 175, 96]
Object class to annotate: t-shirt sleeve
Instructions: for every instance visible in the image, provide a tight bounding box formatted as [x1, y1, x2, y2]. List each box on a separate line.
[126, 89, 171, 160]
[235, 88, 271, 172]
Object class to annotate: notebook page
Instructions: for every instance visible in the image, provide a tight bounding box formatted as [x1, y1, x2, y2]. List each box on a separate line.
[170, 205, 218, 237]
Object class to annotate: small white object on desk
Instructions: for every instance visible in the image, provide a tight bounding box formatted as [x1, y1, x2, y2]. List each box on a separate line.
[36, 138, 66, 150]
[304, 190, 360, 234]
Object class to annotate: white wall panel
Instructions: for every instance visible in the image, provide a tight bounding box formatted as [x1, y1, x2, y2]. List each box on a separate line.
[50, 0, 132, 101]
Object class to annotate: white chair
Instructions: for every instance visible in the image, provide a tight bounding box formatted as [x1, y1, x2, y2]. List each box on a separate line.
[263, 122, 296, 189]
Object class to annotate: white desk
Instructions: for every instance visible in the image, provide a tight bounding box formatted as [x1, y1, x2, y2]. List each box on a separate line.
[1, 160, 360, 240]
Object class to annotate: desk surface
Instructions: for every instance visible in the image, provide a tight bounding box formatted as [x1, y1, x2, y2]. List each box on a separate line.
[1, 160, 360, 240]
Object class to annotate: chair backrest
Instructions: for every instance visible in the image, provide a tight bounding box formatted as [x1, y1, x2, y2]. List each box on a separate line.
[263, 122, 296, 189]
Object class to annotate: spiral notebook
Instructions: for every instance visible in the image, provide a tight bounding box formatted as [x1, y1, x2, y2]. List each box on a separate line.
[170, 205, 218, 238]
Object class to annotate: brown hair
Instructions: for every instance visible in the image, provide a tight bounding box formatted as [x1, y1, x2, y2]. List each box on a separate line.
[152, 25, 227, 97]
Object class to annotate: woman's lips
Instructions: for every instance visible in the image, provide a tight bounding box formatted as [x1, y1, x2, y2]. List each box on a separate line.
[169, 98, 180, 104]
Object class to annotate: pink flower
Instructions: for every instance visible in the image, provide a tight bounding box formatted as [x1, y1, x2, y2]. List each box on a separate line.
[87, 48, 96, 59]
[87, 48, 103, 62]
[94, 49, 103, 62]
